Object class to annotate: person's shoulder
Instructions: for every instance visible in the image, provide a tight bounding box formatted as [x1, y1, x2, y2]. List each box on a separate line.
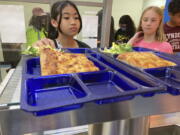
[161, 41, 173, 54]
[163, 23, 170, 31]
[161, 41, 173, 50]
[76, 40, 91, 48]
[164, 22, 180, 32]
[26, 26, 36, 33]
[161, 41, 171, 46]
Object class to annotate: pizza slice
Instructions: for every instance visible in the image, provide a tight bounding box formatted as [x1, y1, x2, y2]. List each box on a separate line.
[117, 52, 176, 69]
[40, 47, 99, 76]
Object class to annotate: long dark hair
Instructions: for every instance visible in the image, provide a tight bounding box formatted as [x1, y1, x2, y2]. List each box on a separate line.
[48, 0, 82, 39]
[119, 15, 136, 38]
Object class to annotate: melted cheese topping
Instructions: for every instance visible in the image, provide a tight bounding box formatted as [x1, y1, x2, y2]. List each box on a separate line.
[117, 52, 176, 69]
[40, 48, 99, 76]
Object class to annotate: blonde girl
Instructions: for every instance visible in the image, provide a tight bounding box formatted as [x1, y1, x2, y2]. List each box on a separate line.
[128, 6, 173, 54]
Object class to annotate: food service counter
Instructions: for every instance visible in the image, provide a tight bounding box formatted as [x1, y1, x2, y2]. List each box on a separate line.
[0, 58, 180, 135]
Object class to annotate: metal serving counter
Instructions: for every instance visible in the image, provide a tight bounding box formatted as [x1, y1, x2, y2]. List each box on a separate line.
[0, 58, 180, 135]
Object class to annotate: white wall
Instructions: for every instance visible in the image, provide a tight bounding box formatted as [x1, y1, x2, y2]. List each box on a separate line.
[112, 0, 144, 30]
[0, 1, 50, 28]
[143, 0, 166, 9]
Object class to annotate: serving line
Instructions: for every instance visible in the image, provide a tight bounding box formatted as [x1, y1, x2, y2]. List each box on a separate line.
[0, 57, 180, 135]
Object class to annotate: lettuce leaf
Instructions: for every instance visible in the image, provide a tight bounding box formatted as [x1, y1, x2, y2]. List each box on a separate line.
[102, 42, 132, 54]
[22, 46, 40, 56]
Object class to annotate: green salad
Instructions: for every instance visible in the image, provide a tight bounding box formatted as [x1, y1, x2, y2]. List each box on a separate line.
[102, 42, 132, 54]
[22, 45, 62, 56]
[22, 46, 40, 56]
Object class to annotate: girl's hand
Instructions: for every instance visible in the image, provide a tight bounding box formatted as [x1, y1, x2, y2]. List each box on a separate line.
[32, 38, 55, 48]
[128, 31, 144, 46]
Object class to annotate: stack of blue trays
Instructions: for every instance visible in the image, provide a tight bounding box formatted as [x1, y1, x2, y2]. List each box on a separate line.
[100, 47, 180, 95]
[21, 48, 166, 116]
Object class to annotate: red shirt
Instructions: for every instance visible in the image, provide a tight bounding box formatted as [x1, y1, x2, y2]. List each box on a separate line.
[164, 23, 180, 52]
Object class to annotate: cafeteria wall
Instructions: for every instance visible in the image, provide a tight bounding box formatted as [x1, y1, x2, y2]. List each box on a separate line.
[143, 0, 166, 9]
[0, 0, 166, 42]
[112, 0, 144, 30]
[0, 0, 50, 58]
[0, 1, 50, 28]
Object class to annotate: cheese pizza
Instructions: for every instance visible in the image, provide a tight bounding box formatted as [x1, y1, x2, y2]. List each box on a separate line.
[117, 52, 176, 69]
[40, 47, 99, 76]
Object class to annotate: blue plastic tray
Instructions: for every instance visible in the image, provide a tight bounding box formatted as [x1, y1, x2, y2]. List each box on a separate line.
[133, 47, 156, 52]
[21, 49, 167, 116]
[21, 74, 87, 116]
[145, 67, 180, 95]
[24, 55, 108, 77]
[101, 49, 179, 72]
[153, 52, 180, 66]
[127, 48, 180, 95]
[21, 69, 164, 116]
[65, 48, 97, 54]
[99, 47, 180, 95]
[77, 71, 136, 104]
[133, 47, 180, 66]
[89, 53, 166, 97]
[142, 52, 179, 73]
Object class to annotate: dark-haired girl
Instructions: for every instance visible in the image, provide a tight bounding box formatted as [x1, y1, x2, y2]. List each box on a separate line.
[115, 15, 136, 43]
[33, 0, 89, 48]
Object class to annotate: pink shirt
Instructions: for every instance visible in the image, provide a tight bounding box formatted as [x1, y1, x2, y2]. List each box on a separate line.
[134, 40, 173, 54]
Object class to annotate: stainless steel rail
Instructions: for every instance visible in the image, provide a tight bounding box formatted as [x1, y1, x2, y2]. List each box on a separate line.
[0, 93, 180, 135]
[89, 117, 150, 135]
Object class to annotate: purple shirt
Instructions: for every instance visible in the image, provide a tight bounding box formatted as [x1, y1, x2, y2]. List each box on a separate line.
[134, 39, 173, 54]
[164, 23, 180, 52]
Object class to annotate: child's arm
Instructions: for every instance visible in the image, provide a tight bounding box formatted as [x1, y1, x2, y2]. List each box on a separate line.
[128, 31, 144, 46]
